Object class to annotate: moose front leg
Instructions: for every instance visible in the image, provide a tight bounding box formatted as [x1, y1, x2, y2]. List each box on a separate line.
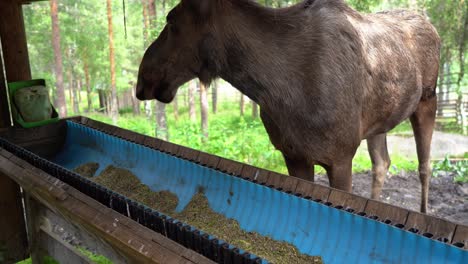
[283, 155, 315, 182]
[326, 158, 353, 192]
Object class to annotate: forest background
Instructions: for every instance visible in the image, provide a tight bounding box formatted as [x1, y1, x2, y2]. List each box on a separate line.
[22, 0, 467, 175]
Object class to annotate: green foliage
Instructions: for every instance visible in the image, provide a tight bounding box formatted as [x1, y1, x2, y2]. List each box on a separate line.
[22, 0, 466, 177]
[77, 248, 113, 264]
[16, 256, 59, 264]
[85, 105, 421, 176]
[433, 156, 468, 183]
[388, 121, 413, 135]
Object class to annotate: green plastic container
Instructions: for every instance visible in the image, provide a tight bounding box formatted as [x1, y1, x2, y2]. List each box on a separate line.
[8, 79, 59, 128]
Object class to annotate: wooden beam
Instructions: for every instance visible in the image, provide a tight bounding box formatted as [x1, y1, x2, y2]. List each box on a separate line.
[0, 172, 29, 263]
[0, 45, 12, 128]
[0, 150, 214, 264]
[0, 0, 32, 82]
[0, 3, 31, 261]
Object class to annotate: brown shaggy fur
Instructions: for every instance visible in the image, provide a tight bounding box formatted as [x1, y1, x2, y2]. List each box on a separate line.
[136, 0, 441, 213]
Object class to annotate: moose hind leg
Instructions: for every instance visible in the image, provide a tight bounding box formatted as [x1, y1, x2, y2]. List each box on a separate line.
[283, 155, 315, 182]
[367, 133, 391, 200]
[410, 96, 437, 213]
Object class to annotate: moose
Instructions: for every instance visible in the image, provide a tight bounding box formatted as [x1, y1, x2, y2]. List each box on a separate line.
[136, 0, 441, 213]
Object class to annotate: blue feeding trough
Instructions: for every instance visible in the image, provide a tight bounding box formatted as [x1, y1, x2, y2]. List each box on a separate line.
[47, 121, 467, 264]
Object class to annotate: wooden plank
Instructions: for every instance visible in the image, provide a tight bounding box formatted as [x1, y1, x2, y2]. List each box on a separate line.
[159, 141, 180, 155]
[0, 172, 29, 263]
[281, 176, 300, 193]
[405, 212, 457, 241]
[196, 152, 220, 169]
[267, 172, 301, 193]
[452, 225, 468, 249]
[18, 136, 65, 158]
[0, 120, 66, 144]
[143, 135, 163, 150]
[38, 205, 112, 263]
[0, 0, 31, 83]
[84, 119, 116, 135]
[239, 164, 270, 183]
[39, 228, 93, 264]
[364, 200, 409, 225]
[24, 195, 42, 264]
[0, 154, 214, 264]
[216, 158, 243, 176]
[294, 180, 331, 201]
[177, 146, 200, 161]
[328, 189, 368, 212]
[0, 40, 12, 128]
[266, 171, 285, 188]
[113, 128, 145, 143]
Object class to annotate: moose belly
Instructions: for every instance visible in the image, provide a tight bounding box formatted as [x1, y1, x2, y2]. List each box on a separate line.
[362, 89, 422, 138]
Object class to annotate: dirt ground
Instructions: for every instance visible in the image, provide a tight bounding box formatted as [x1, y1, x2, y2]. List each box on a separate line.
[315, 171, 468, 225]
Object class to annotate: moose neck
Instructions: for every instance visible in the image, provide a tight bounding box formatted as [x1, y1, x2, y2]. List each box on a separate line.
[212, 1, 306, 109]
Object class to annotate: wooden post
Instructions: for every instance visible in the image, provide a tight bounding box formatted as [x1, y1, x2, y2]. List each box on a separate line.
[0, 0, 32, 262]
[0, 0, 32, 82]
[0, 172, 29, 263]
[0, 46, 11, 128]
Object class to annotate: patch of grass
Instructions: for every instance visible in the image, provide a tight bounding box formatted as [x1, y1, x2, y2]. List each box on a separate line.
[81, 101, 421, 176]
[16, 256, 59, 264]
[77, 248, 113, 264]
[433, 156, 468, 183]
[388, 121, 413, 135]
[388, 155, 418, 174]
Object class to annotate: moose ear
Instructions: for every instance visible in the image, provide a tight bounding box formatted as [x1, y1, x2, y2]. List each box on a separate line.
[186, 0, 212, 17]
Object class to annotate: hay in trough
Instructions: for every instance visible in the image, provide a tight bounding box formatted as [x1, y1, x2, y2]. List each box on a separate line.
[74, 163, 322, 263]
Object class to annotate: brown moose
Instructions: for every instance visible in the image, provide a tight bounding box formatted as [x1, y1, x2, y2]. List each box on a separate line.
[136, 0, 441, 213]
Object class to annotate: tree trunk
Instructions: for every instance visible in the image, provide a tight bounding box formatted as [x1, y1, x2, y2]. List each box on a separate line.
[148, 0, 168, 138]
[67, 48, 79, 115]
[73, 79, 80, 114]
[188, 80, 196, 122]
[77, 78, 82, 104]
[212, 80, 218, 114]
[199, 82, 209, 140]
[131, 84, 141, 115]
[68, 68, 73, 105]
[142, 0, 149, 45]
[148, 0, 156, 20]
[84, 61, 92, 112]
[173, 97, 179, 121]
[456, 12, 467, 132]
[155, 102, 168, 140]
[98, 89, 106, 112]
[162, 0, 166, 15]
[50, 0, 67, 117]
[240, 94, 245, 116]
[252, 101, 258, 119]
[106, 0, 118, 124]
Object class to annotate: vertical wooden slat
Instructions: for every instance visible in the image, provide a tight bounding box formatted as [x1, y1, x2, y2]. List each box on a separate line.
[327, 189, 368, 212]
[405, 212, 457, 241]
[0, 172, 29, 263]
[0, 0, 31, 83]
[294, 179, 331, 201]
[0, 43, 11, 128]
[24, 195, 43, 264]
[0, 1, 31, 261]
[452, 225, 468, 249]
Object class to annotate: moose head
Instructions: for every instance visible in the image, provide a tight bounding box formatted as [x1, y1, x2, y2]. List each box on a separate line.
[136, 0, 222, 103]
